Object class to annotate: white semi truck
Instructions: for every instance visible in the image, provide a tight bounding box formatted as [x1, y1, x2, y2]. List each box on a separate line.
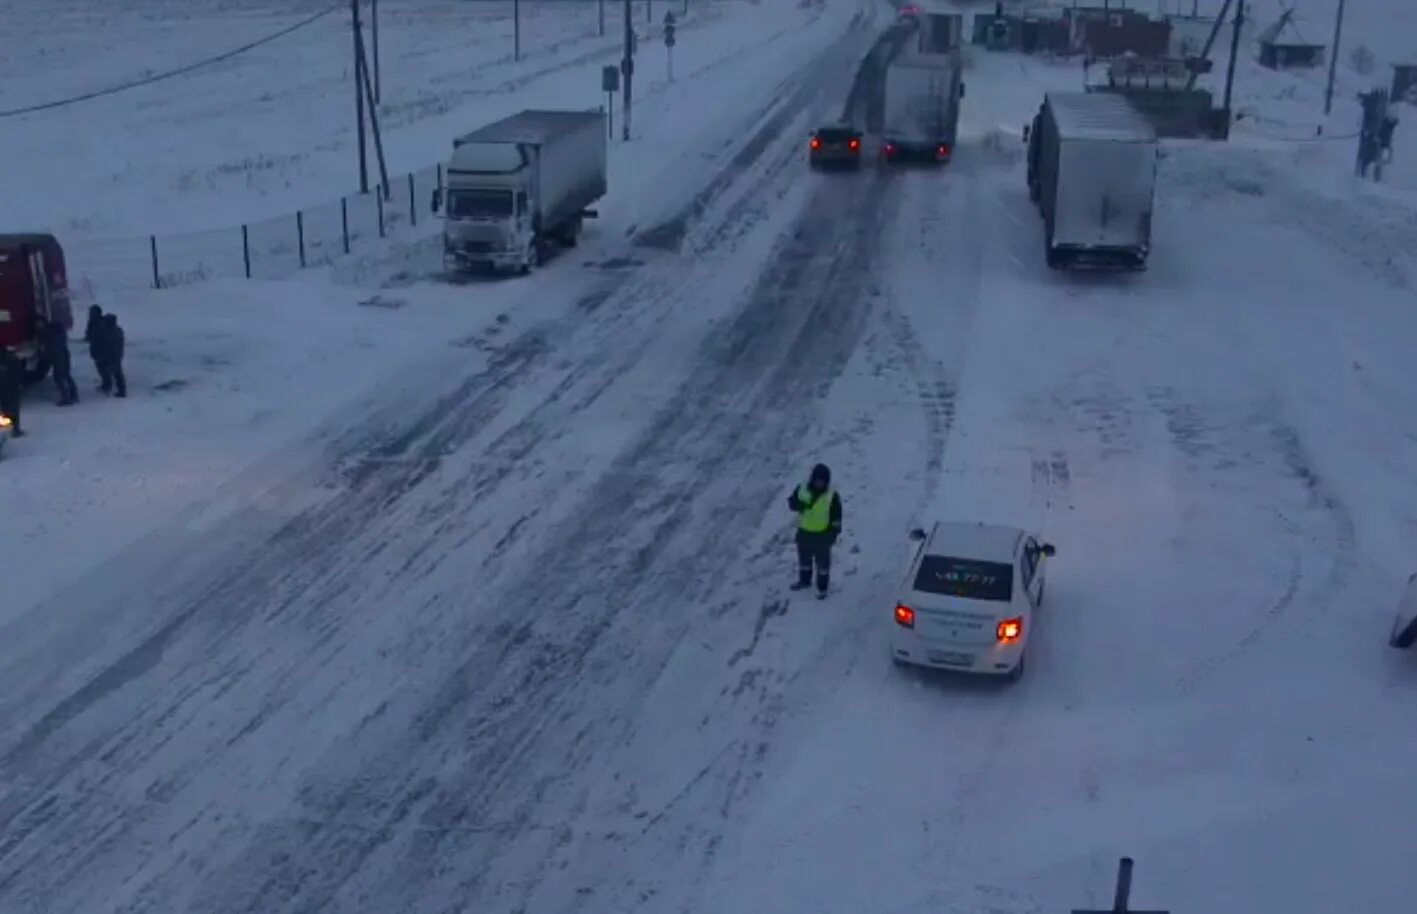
[436, 109, 607, 274]
[882, 46, 964, 164]
[1025, 91, 1158, 270]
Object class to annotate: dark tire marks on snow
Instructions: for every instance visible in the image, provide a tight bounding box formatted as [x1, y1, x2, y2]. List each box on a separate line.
[191, 172, 904, 914]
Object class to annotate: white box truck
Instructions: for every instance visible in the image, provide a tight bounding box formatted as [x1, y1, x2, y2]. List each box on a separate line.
[882, 47, 964, 164]
[436, 109, 607, 274]
[1025, 91, 1158, 270]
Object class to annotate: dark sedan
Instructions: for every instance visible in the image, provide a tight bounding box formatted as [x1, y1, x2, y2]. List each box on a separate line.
[809, 125, 864, 170]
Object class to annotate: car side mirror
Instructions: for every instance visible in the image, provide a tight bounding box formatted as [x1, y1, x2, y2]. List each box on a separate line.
[431, 188, 442, 213]
[1022, 125, 1030, 142]
[1042, 543, 1056, 557]
[959, 81, 966, 98]
[909, 528, 927, 542]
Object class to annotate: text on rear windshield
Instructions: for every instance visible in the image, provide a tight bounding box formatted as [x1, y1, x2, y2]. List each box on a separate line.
[914, 556, 1014, 602]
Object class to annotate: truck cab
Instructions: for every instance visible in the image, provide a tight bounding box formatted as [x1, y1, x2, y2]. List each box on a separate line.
[0, 234, 73, 382]
[440, 142, 540, 273]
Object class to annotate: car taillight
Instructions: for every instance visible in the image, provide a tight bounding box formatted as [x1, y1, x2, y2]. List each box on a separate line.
[937, 144, 951, 158]
[810, 138, 821, 150]
[895, 604, 916, 628]
[0, 414, 11, 429]
[997, 617, 1023, 643]
[885, 143, 896, 155]
[849, 138, 860, 151]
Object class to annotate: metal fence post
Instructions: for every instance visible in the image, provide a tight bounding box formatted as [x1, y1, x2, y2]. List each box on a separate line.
[376, 188, 385, 238]
[150, 235, 161, 289]
[341, 197, 350, 254]
[437, 163, 444, 192]
[408, 173, 417, 227]
[242, 224, 251, 278]
[297, 211, 306, 268]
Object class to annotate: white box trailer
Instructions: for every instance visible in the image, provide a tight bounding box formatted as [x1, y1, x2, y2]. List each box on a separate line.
[1026, 91, 1158, 270]
[437, 109, 607, 274]
[882, 48, 964, 163]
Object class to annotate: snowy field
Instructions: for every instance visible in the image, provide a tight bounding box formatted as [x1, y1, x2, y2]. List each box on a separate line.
[0, 0, 785, 237]
[4, 0, 1417, 912]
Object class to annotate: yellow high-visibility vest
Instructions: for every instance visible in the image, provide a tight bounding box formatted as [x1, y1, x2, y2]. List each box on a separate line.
[797, 485, 835, 533]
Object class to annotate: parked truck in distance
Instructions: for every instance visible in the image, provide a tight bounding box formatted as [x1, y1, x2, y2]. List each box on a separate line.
[435, 110, 607, 274]
[1025, 91, 1157, 271]
[882, 46, 964, 164]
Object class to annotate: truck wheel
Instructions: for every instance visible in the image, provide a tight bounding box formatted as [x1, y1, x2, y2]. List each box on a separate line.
[563, 218, 582, 248]
[1007, 652, 1026, 683]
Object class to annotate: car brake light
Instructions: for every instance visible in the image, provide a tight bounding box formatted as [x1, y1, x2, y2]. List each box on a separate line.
[895, 604, 916, 628]
[997, 617, 1023, 643]
[849, 138, 860, 150]
[810, 138, 821, 150]
[937, 144, 951, 157]
[0, 414, 11, 429]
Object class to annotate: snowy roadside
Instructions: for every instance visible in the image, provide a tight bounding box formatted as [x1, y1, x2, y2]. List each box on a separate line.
[0, 0, 880, 626]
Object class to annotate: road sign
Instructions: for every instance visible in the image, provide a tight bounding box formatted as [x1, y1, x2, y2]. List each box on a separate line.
[602, 64, 620, 92]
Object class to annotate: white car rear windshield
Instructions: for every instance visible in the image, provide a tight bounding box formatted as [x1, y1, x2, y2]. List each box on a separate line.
[914, 555, 1014, 602]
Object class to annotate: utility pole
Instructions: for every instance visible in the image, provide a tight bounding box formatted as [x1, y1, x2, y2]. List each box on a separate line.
[599, 0, 605, 37]
[372, 0, 381, 103]
[1222, 0, 1244, 127]
[356, 29, 390, 196]
[352, 0, 368, 193]
[1324, 0, 1346, 116]
[622, 0, 634, 141]
[514, 0, 522, 61]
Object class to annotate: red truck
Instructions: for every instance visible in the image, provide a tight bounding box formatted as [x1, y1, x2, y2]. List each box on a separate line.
[0, 233, 73, 383]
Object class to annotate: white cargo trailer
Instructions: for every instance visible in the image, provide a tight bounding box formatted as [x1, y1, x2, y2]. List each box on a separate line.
[1026, 91, 1157, 270]
[882, 48, 964, 164]
[437, 110, 607, 274]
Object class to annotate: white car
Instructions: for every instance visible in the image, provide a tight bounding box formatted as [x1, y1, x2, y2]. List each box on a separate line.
[890, 521, 1056, 680]
[1391, 572, 1417, 649]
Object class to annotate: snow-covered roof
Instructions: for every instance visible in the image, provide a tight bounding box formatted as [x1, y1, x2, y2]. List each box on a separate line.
[1046, 91, 1157, 143]
[1258, 14, 1323, 48]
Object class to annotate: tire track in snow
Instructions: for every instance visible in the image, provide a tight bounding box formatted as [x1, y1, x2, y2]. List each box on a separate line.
[0, 34, 907, 914]
[0, 33, 894, 914]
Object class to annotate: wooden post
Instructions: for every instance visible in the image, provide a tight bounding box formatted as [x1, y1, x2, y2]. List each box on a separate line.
[408, 173, 417, 227]
[242, 224, 251, 278]
[150, 236, 161, 289]
[297, 210, 306, 267]
[341, 197, 350, 253]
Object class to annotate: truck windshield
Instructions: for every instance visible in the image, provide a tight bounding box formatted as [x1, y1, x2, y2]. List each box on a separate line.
[448, 190, 513, 219]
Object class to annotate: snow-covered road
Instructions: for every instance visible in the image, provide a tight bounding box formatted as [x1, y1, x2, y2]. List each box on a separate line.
[4, 6, 1417, 914]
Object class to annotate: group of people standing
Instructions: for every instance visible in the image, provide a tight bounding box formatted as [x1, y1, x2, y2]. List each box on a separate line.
[0, 305, 126, 439]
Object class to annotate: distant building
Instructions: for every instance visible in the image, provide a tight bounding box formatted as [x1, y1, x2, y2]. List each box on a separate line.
[1257, 14, 1324, 69]
[1165, 14, 1217, 59]
[1064, 7, 1171, 59]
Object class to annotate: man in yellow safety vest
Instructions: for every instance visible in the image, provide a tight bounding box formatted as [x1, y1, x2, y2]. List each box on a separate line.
[786, 463, 843, 599]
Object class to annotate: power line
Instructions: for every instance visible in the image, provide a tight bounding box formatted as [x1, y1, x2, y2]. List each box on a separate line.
[0, 2, 343, 119]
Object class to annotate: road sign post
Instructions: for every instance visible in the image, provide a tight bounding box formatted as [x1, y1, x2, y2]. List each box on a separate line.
[602, 65, 620, 140]
[1072, 858, 1170, 914]
[664, 12, 676, 82]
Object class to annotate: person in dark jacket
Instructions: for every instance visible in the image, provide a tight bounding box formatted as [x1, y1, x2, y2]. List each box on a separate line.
[83, 305, 110, 392]
[0, 348, 24, 437]
[786, 462, 843, 598]
[40, 318, 79, 406]
[99, 313, 127, 398]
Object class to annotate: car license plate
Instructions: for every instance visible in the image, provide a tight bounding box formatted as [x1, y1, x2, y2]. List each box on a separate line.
[928, 650, 974, 666]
